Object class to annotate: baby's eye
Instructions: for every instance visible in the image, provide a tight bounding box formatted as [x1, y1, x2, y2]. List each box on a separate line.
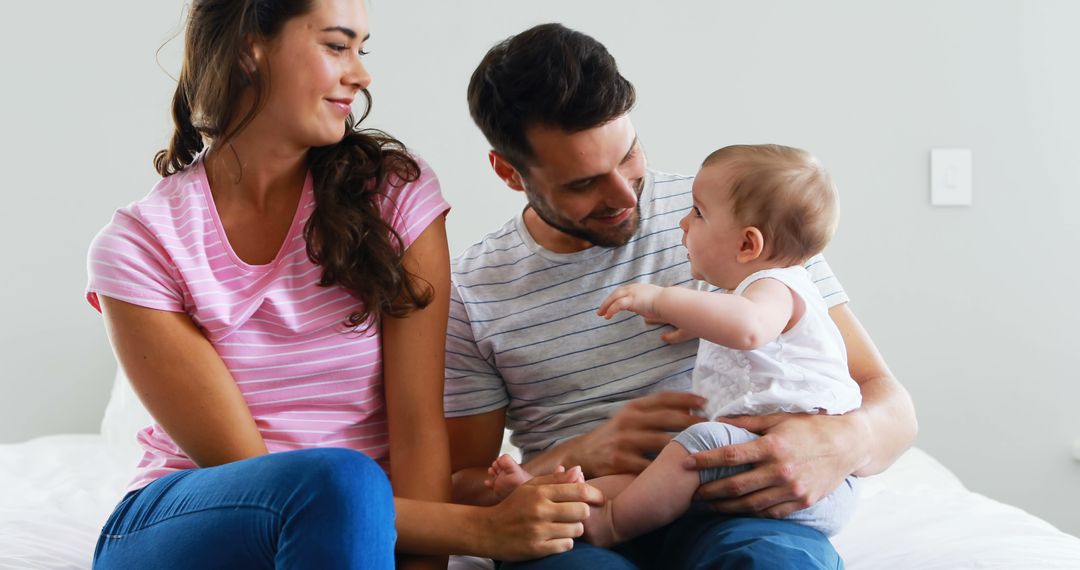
[692, 206, 703, 217]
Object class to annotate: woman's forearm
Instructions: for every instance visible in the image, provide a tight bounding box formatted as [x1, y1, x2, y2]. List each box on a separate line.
[390, 429, 452, 502]
[391, 426, 453, 565]
[394, 499, 489, 557]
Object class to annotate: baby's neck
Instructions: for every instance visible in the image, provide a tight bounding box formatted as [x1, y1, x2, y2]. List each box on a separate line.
[718, 259, 799, 291]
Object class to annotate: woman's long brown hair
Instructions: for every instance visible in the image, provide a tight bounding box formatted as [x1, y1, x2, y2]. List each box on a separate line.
[154, 0, 432, 332]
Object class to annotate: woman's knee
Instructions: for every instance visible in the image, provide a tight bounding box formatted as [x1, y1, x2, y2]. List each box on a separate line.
[280, 448, 395, 529]
[274, 449, 396, 565]
[298, 448, 391, 500]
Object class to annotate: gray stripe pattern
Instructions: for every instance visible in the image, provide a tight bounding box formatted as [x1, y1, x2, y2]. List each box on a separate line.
[444, 171, 848, 462]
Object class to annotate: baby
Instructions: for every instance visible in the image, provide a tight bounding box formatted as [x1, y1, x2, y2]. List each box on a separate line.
[487, 144, 861, 546]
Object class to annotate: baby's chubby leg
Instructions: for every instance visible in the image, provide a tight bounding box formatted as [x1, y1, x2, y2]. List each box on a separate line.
[581, 422, 761, 547]
[582, 441, 701, 548]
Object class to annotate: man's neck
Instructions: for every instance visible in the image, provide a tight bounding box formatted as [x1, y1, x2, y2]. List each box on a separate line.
[521, 208, 594, 254]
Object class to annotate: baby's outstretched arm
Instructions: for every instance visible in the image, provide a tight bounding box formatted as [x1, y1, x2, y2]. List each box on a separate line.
[599, 278, 796, 351]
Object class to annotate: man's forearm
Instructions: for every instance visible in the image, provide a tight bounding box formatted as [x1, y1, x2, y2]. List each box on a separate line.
[828, 303, 918, 477]
[521, 435, 586, 477]
[452, 466, 501, 506]
[850, 374, 918, 477]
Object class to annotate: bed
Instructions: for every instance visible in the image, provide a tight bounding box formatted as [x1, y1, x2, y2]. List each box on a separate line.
[3, 370, 1080, 569]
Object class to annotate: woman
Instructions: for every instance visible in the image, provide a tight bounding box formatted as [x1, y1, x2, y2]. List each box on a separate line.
[87, 0, 598, 567]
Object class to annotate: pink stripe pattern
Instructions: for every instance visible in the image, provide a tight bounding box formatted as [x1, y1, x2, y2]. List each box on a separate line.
[86, 157, 449, 492]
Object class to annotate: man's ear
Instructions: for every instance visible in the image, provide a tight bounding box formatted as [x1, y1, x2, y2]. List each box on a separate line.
[489, 151, 526, 192]
[736, 226, 765, 263]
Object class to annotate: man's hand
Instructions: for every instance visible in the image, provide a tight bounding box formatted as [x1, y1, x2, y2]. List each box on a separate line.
[683, 412, 868, 518]
[559, 391, 706, 478]
[598, 283, 665, 321]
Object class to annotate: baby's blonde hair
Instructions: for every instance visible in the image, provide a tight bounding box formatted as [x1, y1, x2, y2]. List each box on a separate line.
[702, 144, 838, 265]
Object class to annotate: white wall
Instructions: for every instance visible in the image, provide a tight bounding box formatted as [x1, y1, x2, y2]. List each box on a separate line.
[2, 0, 1077, 536]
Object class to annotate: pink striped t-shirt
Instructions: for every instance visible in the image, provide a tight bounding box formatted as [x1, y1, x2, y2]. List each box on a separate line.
[86, 156, 450, 492]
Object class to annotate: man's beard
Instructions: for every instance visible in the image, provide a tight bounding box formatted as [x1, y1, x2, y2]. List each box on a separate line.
[524, 177, 645, 248]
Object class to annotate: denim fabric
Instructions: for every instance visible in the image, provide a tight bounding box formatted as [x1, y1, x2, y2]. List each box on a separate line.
[501, 514, 842, 570]
[93, 448, 396, 569]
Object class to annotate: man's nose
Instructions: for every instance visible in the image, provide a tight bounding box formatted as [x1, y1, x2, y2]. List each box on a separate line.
[602, 174, 637, 209]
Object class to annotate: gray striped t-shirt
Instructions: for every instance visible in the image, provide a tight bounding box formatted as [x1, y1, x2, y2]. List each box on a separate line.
[443, 170, 849, 462]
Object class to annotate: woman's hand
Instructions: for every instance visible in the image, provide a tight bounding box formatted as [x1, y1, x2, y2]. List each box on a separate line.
[481, 472, 605, 561]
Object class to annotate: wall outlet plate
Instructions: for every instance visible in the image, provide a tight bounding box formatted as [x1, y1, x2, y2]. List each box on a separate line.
[931, 148, 973, 206]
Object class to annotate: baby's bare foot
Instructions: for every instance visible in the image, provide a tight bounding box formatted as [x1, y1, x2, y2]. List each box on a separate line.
[485, 453, 533, 500]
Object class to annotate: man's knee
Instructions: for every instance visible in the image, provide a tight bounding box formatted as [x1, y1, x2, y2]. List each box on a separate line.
[667, 515, 842, 570]
[500, 540, 637, 570]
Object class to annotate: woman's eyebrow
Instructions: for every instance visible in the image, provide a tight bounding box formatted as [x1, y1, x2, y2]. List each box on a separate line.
[320, 26, 370, 42]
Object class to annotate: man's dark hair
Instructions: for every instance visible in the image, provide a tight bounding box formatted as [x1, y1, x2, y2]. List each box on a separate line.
[467, 23, 636, 169]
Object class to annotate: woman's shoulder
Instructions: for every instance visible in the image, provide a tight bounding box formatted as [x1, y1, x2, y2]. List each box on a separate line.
[85, 166, 207, 314]
[132, 162, 209, 222]
[376, 153, 450, 243]
[382, 153, 440, 196]
[88, 163, 212, 271]
[98, 163, 208, 240]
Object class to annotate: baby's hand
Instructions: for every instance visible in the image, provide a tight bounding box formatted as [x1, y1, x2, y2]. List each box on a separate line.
[598, 283, 664, 321]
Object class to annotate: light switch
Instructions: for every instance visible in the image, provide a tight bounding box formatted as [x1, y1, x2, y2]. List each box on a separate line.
[931, 148, 972, 206]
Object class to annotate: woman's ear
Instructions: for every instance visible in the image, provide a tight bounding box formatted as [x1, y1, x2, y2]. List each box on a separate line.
[489, 151, 526, 192]
[736, 226, 765, 263]
[240, 34, 264, 77]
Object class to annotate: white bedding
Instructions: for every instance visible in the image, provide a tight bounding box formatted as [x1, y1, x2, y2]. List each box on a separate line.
[0, 435, 128, 569]
[2, 433, 1079, 569]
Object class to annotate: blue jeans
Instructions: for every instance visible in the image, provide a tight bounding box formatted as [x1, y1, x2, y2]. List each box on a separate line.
[93, 448, 396, 569]
[502, 514, 843, 570]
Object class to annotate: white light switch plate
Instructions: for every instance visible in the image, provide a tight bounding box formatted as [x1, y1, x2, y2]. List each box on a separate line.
[931, 148, 972, 206]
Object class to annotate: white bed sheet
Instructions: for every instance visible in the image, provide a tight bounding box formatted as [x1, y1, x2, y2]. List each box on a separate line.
[0, 435, 129, 570]
[2, 434, 1079, 569]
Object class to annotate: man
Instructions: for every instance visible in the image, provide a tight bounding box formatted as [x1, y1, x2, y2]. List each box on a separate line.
[445, 23, 916, 568]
